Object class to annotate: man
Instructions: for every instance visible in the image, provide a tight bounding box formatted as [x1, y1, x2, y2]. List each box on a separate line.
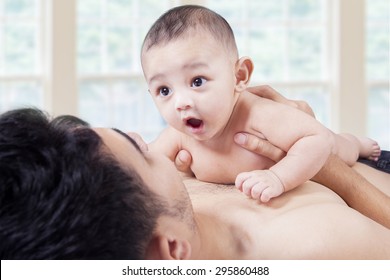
[1, 106, 389, 259]
[91, 126, 390, 259]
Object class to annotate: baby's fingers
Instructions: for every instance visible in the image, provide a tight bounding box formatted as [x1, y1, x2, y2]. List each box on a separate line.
[235, 172, 253, 192]
[260, 188, 273, 203]
[241, 177, 264, 196]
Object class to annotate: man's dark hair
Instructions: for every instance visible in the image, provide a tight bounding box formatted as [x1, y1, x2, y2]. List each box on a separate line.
[0, 108, 161, 259]
[142, 5, 238, 56]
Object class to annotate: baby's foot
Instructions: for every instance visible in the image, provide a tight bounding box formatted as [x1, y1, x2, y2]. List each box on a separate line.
[358, 137, 381, 161]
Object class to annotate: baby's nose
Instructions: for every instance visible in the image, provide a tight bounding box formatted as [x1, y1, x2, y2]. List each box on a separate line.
[175, 93, 194, 111]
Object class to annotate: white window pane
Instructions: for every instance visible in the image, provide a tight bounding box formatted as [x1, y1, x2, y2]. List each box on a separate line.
[207, 0, 245, 20]
[136, 0, 172, 52]
[248, 0, 285, 20]
[78, 0, 101, 18]
[289, 27, 323, 80]
[366, 0, 389, 20]
[247, 27, 285, 81]
[106, 0, 133, 19]
[289, 0, 323, 20]
[274, 86, 330, 127]
[78, 79, 163, 142]
[366, 0, 390, 149]
[4, 0, 37, 16]
[77, 0, 171, 75]
[366, 0, 389, 81]
[106, 25, 133, 72]
[78, 81, 111, 125]
[0, 81, 43, 112]
[208, 0, 326, 84]
[1, 0, 41, 75]
[137, 0, 170, 18]
[77, 0, 171, 140]
[366, 25, 389, 81]
[77, 25, 103, 74]
[3, 23, 38, 74]
[0, 0, 43, 112]
[367, 87, 390, 150]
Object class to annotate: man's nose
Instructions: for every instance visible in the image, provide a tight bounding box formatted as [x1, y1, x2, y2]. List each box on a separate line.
[175, 92, 194, 111]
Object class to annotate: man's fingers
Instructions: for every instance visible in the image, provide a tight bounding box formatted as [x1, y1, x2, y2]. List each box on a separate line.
[174, 150, 193, 173]
[247, 85, 294, 106]
[295, 100, 316, 118]
[247, 85, 316, 117]
[234, 133, 286, 162]
[247, 85, 278, 99]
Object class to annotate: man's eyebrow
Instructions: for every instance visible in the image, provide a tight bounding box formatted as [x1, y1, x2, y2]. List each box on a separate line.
[111, 128, 143, 153]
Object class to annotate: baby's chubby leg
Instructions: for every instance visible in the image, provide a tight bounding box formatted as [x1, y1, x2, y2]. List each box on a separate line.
[235, 170, 285, 203]
[335, 133, 381, 165]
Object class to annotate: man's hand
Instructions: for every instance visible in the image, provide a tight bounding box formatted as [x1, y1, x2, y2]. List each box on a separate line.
[174, 150, 193, 175]
[247, 85, 316, 118]
[234, 85, 317, 161]
[234, 133, 286, 162]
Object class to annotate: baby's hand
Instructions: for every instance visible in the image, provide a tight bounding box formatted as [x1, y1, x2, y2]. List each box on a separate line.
[235, 170, 285, 203]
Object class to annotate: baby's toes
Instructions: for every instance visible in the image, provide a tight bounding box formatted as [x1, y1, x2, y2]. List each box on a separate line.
[368, 144, 381, 161]
[373, 144, 381, 155]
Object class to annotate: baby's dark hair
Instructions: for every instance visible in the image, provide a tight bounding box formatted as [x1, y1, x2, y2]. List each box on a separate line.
[142, 5, 238, 56]
[0, 108, 162, 259]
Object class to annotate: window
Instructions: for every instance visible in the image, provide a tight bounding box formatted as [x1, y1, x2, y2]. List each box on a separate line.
[207, 0, 331, 125]
[0, 0, 389, 149]
[77, 0, 172, 141]
[366, 0, 390, 149]
[0, 0, 43, 112]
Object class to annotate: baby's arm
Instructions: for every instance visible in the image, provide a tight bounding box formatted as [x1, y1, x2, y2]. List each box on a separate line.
[270, 129, 332, 189]
[237, 100, 333, 202]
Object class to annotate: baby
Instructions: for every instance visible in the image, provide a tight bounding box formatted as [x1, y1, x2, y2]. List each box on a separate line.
[141, 5, 381, 202]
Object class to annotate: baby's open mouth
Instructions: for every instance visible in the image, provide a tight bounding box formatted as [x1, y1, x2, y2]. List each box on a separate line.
[186, 118, 203, 128]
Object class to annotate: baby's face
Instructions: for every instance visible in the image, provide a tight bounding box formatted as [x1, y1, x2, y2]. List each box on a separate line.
[141, 31, 240, 141]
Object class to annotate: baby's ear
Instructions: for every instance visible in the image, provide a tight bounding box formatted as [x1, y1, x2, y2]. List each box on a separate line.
[235, 56, 254, 92]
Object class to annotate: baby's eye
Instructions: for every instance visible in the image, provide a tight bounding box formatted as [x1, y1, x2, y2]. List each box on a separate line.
[158, 87, 172, 97]
[191, 77, 206, 87]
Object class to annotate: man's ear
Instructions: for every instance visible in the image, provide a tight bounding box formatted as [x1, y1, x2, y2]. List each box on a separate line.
[235, 56, 254, 92]
[145, 235, 192, 260]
